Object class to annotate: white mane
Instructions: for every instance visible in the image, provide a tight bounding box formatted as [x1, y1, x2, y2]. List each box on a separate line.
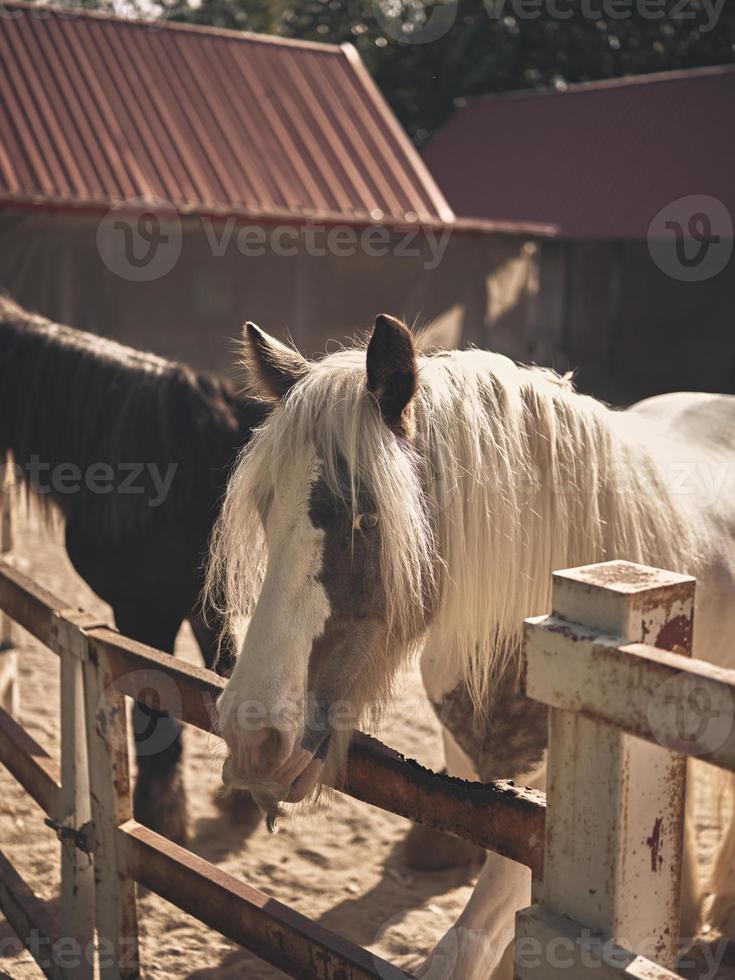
[207, 344, 699, 710]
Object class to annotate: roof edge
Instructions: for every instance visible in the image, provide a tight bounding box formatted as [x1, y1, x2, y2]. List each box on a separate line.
[452, 62, 735, 112]
[340, 42, 456, 225]
[0, 194, 559, 237]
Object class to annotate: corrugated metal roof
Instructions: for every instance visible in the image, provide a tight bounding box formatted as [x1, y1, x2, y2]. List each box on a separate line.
[423, 66, 735, 240]
[0, 2, 454, 225]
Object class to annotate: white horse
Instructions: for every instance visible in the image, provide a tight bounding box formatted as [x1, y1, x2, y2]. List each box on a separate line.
[208, 314, 735, 978]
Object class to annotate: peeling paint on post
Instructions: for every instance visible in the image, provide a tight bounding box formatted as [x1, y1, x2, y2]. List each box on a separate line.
[57, 615, 95, 980]
[519, 561, 695, 975]
[83, 647, 140, 979]
[0, 459, 18, 714]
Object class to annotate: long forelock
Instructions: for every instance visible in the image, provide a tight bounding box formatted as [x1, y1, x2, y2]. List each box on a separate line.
[206, 347, 436, 660]
[207, 343, 700, 717]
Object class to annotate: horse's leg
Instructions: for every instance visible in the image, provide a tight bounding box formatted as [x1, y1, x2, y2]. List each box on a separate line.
[680, 762, 703, 945]
[403, 646, 487, 871]
[403, 726, 485, 870]
[113, 602, 189, 845]
[418, 738, 546, 980]
[187, 609, 261, 831]
[415, 640, 549, 978]
[0, 650, 18, 714]
[708, 771, 735, 940]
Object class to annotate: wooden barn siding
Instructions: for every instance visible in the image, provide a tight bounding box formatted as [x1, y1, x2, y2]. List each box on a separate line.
[539, 238, 735, 404]
[0, 209, 539, 373]
[6, 209, 729, 405]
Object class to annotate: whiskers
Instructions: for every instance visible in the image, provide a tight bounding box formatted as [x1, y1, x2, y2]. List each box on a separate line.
[220, 759, 287, 833]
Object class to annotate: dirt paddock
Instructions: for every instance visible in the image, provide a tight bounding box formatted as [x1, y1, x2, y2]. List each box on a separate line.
[0, 511, 731, 978]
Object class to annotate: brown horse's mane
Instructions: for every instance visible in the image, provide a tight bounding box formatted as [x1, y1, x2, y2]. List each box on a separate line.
[0, 291, 265, 538]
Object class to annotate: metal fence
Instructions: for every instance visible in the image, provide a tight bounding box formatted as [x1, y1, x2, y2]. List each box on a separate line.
[0, 559, 543, 979]
[0, 557, 733, 978]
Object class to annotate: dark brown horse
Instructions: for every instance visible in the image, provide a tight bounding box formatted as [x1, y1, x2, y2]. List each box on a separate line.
[0, 292, 268, 842]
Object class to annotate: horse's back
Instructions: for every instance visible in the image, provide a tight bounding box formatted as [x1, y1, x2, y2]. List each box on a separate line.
[629, 391, 735, 452]
[626, 392, 735, 668]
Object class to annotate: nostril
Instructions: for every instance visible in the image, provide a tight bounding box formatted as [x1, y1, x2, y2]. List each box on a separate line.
[257, 726, 291, 767]
[222, 724, 294, 773]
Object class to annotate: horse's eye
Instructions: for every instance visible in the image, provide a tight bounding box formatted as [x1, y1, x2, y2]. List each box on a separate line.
[352, 513, 379, 533]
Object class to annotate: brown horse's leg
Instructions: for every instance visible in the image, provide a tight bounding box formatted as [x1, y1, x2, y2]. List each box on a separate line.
[188, 608, 262, 834]
[114, 603, 189, 845]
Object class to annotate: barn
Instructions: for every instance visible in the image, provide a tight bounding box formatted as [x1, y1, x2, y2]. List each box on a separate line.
[0, 2, 553, 371]
[424, 66, 735, 402]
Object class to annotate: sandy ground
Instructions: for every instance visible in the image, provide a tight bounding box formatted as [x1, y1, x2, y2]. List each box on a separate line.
[0, 511, 731, 978]
[0, 511, 480, 978]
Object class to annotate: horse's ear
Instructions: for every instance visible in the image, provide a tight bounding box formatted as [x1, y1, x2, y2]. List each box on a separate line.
[242, 322, 309, 401]
[366, 314, 418, 436]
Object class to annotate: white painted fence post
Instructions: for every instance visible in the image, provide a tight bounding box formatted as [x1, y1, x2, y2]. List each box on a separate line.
[53, 613, 96, 980]
[0, 458, 18, 714]
[83, 646, 140, 979]
[517, 560, 695, 977]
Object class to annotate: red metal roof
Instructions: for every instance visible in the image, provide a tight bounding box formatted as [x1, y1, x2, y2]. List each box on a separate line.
[0, 2, 454, 225]
[423, 66, 735, 240]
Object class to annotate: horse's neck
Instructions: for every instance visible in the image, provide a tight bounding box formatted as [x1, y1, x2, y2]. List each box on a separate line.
[420, 369, 696, 709]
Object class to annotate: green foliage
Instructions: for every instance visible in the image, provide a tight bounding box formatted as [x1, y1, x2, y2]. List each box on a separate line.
[162, 0, 281, 33]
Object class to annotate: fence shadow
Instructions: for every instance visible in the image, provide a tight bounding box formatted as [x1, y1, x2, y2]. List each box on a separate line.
[316, 837, 478, 948]
[678, 938, 735, 980]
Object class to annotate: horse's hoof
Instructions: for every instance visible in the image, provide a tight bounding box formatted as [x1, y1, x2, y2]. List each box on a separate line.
[215, 787, 263, 833]
[134, 771, 190, 846]
[403, 822, 485, 871]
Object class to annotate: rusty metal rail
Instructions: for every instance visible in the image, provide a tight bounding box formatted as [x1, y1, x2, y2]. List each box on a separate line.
[0, 559, 546, 869]
[345, 733, 545, 874]
[0, 558, 546, 978]
[0, 706, 60, 817]
[0, 850, 61, 980]
[119, 820, 408, 980]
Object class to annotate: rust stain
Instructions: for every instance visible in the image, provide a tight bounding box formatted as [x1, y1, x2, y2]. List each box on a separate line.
[646, 816, 664, 872]
[655, 615, 693, 655]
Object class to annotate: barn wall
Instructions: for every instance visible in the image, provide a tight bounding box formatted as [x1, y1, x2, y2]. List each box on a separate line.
[0, 209, 542, 374]
[538, 238, 735, 405]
